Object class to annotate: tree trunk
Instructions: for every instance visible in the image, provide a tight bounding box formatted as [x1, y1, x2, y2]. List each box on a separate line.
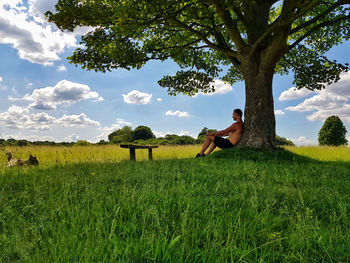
[237, 61, 276, 149]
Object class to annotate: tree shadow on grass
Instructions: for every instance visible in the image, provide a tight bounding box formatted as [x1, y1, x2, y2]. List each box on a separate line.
[210, 147, 350, 167]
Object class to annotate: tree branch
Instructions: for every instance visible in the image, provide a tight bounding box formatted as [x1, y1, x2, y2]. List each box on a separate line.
[288, 14, 350, 50]
[290, 0, 350, 35]
[170, 17, 239, 58]
[249, 0, 348, 55]
[212, 0, 248, 52]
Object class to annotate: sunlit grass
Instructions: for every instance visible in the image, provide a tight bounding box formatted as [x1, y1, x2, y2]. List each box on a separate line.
[0, 145, 203, 170]
[1, 145, 349, 262]
[2, 145, 349, 170]
[286, 146, 350, 162]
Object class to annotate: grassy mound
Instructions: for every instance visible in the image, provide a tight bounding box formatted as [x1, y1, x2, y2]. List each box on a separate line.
[211, 147, 315, 163]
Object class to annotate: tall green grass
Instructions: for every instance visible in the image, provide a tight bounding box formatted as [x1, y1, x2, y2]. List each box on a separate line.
[0, 146, 349, 262]
[0, 145, 203, 169]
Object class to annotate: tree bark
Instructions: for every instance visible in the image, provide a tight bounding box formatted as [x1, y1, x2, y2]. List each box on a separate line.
[237, 59, 276, 149]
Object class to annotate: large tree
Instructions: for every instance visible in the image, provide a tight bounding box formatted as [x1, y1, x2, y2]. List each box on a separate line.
[47, 0, 350, 149]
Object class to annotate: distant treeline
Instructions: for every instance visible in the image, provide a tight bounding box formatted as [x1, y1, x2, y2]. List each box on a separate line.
[0, 138, 75, 147]
[0, 127, 295, 147]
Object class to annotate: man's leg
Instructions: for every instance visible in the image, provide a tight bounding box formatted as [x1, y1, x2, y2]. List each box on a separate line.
[199, 134, 215, 155]
[206, 143, 216, 155]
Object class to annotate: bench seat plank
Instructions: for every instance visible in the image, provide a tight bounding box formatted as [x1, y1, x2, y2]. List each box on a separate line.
[120, 144, 159, 149]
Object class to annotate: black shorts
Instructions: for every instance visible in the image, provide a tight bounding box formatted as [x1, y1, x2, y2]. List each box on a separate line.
[214, 136, 235, 149]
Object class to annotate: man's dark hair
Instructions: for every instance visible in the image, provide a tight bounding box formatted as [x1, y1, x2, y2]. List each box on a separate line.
[234, 108, 243, 117]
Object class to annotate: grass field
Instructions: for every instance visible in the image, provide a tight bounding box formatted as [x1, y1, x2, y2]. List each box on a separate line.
[1, 145, 349, 262]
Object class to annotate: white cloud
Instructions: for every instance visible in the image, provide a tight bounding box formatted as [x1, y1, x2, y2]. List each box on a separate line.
[0, 132, 56, 142]
[58, 113, 100, 127]
[0, 1, 91, 65]
[275, 110, 285, 115]
[165, 110, 190, 118]
[57, 65, 67, 72]
[279, 87, 313, 101]
[0, 105, 100, 130]
[194, 79, 233, 97]
[11, 80, 103, 110]
[286, 72, 350, 123]
[205, 80, 232, 95]
[290, 136, 316, 146]
[0, 76, 2, 82]
[28, 0, 56, 18]
[64, 133, 80, 142]
[157, 98, 162, 102]
[153, 131, 167, 138]
[123, 90, 152, 104]
[179, 130, 191, 136]
[96, 118, 132, 141]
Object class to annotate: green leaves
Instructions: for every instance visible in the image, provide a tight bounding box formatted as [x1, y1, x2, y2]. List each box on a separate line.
[284, 45, 349, 90]
[158, 70, 215, 96]
[318, 116, 348, 146]
[46, 0, 350, 95]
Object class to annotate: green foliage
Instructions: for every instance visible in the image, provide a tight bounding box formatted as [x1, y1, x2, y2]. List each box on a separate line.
[74, 140, 91, 146]
[46, 0, 350, 94]
[196, 127, 218, 143]
[109, 126, 134, 143]
[318, 115, 348, 146]
[132, 134, 198, 146]
[132, 125, 155, 141]
[97, 140, 109, 145]
[276, 135, 295, 146]
[6, 138, 17, 146]
[164, 134, 196, 145]
[16, 140, 31, 147]
[283, 46, 349, 90]
[197, 127, 217, 137]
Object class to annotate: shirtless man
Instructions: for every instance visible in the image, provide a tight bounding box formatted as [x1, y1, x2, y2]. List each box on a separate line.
[196, 109, 243, 157]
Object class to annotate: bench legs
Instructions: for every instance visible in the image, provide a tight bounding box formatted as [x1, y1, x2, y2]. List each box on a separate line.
[130, 148, 136, 161]
[148, 148, 153, 160]
[128, 148, 153, 161]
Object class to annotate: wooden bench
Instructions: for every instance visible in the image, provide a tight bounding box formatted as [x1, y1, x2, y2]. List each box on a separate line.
[120, 144, 159, 161]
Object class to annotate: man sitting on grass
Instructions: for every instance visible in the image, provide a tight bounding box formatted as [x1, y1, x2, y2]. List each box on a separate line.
[196, 109, 243, 157]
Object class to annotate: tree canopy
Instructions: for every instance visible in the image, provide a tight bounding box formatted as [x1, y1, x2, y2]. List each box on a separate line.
[46, 0, 350, 149]
[109, 126, 134, 143]
[318, 115, 348, 146]
[133, 126, 156, 141]
[47, 0, 349, 93]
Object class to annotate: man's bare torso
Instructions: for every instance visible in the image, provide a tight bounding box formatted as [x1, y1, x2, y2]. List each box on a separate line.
[228, 122, 243, 145]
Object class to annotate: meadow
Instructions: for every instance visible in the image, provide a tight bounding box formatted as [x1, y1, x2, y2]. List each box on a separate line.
[0, 145, 349, 262]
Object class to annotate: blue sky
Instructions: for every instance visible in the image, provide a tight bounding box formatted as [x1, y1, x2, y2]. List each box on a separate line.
[0, 0, 349, 145]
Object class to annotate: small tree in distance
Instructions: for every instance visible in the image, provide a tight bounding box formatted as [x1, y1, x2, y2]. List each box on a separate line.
[318, 116, 348, 146]
[133, 126, 155, 141]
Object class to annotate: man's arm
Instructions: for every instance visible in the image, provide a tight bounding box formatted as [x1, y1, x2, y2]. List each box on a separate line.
[207, 124, 236, 137]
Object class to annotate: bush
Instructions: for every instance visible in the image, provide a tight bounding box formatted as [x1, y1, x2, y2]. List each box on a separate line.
[17, 140, 31, 146]
[318, 116, 348, 146]
[109, 126, 133, 143]
[74, 140, 91, 146]
[276, 135, 295, 146]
